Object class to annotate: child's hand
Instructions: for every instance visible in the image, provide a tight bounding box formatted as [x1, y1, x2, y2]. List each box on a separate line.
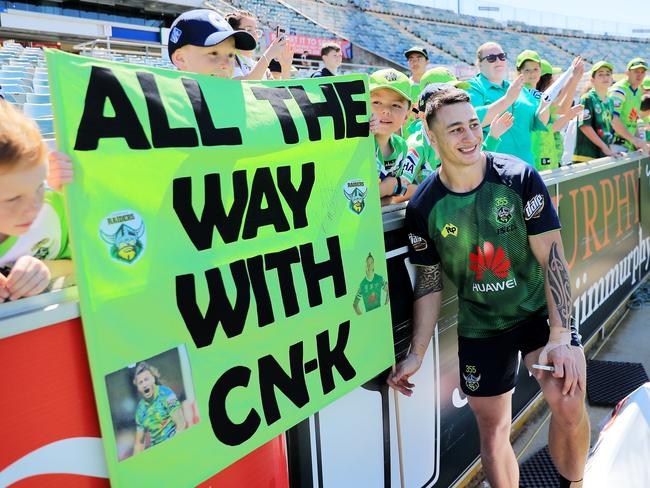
[47, 151, 73, 191]
[489, 111, 514, 140]
[0, 273, 9, 303]
[369, 113, 380, 135]
[567, 104, 584, 120]
[4, 256, 51, 301]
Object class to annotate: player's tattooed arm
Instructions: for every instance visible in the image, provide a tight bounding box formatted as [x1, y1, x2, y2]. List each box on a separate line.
[547, 241, 572, 329]
[413, 263, 443, 300]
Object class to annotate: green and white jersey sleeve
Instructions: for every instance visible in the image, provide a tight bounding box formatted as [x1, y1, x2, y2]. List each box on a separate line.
[0, 190, 71, 268]
[608, 79, 643, 145]
[402, 129, 438, 184]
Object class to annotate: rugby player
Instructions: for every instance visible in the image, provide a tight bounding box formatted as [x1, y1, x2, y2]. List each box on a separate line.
[388, 88, 588, 488]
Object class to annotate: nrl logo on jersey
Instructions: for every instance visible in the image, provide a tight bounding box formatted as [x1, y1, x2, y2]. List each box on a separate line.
[343, 179, 368, 214]
[99, 210, 146, 264]
[493, 197, 514, 225]
[441, 223, 458, 238]
[524, 194, 544, 220]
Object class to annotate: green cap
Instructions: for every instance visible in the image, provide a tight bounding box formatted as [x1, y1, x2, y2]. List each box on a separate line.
[643, 78, 650, 90]
[540, 59, 561, 76]
[369, 69, 412, 102]
[627, 57, 648, 71]
[419, 67, 470, 91]
[590, 60, 614, 75]
[516, 49, 541, 69]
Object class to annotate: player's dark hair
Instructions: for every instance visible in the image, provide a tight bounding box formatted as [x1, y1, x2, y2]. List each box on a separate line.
[225, 9, 255, 30]
[132, 361, 160, 384]
[366, 252, 374, 262]
[321, 42, 341, 57]
[641, 94, 650, 112]
[425, 88, 471, 129]
[537, 73, 553, 92]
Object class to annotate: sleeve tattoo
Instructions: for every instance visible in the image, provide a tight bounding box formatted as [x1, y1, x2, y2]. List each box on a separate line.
[413, 264, 443, 300]
[547, 241, 572, 329]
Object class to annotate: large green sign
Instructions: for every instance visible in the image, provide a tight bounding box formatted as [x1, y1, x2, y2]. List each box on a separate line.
[46, 49, 393, 486]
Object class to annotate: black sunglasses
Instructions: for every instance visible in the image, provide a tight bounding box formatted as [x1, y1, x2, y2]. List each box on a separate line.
[480, 53, 507, 63]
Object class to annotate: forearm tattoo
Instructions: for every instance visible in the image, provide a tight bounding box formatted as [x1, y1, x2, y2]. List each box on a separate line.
[413, 264, 443, 300]
[547, 241, 572, 329]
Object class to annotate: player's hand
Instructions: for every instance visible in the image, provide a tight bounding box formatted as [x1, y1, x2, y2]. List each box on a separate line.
[4, 256, 51, 301]
[488, 111, 514, 139]
[47, 151, 73, 191]
[505, 74, 525, 103]
[540, 344, 586, 396]
[369, 113, 380, 134]
[387, 352, 422, 396]
[0, 272, 10, 303]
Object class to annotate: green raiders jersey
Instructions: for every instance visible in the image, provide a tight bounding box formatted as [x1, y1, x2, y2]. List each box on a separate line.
[608, 79, 643, 148]
[135, 384, 181, 446]
[375, 133, 408, 180]
[0, 190, 70, 269]
[574, 89, 615, 162]
[355, 273, 386, 312]
[406, 152, 561, 338]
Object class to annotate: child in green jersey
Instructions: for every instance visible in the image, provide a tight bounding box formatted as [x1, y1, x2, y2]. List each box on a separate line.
[609, 57, 649, 152]
[0, 100, 72, 303]
[369, 69, 412, 202]
[574, 61, 619, 162]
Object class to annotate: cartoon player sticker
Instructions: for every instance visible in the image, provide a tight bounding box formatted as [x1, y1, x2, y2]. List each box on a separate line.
[99, 210, 146, 264]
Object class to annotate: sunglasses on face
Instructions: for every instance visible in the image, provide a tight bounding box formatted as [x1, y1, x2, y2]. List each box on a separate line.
[480, 53, 507, 63]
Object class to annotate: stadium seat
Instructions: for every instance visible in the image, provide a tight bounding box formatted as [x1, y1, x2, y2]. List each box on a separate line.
[0, 83, 28, 93]
[33, 84, 50, 94]
[23, 102, 52, 119]
[0, 91, 26, 104]
[26, 92, 50, 104]
[34, 117, 54, 136]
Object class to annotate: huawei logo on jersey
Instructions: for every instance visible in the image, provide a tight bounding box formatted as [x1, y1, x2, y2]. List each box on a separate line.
[469, 242, 510, 280]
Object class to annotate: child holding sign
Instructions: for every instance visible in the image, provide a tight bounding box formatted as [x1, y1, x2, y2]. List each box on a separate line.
[46, 10, 259, 189]
[0, 100, 72, 302]
[369, 69, 412, 203]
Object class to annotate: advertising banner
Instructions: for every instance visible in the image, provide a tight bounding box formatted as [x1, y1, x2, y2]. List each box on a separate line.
[558, 162, 649, 341]
[267, 32, 353, 59]
[46, 49, 393, 486]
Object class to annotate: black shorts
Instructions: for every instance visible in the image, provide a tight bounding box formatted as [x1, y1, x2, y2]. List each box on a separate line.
[457, 315, 550, 397]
